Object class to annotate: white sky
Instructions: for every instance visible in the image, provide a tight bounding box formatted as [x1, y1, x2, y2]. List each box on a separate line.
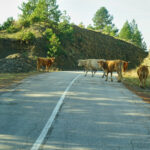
[0, 0, 150, 49]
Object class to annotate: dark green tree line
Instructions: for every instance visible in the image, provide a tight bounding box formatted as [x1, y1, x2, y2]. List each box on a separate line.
[119, 19, 147, 50]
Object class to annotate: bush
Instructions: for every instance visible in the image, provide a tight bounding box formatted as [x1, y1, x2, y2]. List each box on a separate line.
[18, 31, 35, 44]
[0, 17, 14, 30]
[57, 21, 74, 42]
[43, 28, 61, 57]
[6, 25, 18, 33]
[19, 19, 30, 28]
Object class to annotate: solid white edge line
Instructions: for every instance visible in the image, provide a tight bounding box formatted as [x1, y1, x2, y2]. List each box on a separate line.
[31, 74, 81, 150]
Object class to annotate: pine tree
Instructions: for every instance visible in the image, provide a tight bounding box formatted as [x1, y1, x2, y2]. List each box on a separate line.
[119, 21, 132, 41]
[119, 19, 147, 50]
[19, 0, 61, 23]
[92, 7, 113, 31]
[92, 7, 118, 36]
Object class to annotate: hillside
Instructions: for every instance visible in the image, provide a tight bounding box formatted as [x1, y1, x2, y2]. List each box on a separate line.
[0, 24, 148, 72]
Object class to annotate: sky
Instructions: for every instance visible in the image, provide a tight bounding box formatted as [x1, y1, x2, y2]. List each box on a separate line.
[0, 0, 150, 49]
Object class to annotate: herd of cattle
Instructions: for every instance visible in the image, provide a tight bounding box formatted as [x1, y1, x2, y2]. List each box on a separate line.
[36, 57, 149, 88]
[78, 59, 128, 82]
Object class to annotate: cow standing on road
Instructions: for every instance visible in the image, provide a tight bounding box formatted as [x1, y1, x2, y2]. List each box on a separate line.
[97, 60, 128, 82]
[137, 65, 149, 88]
[37, 57, 55, 72]
[78, 59, 106, 77]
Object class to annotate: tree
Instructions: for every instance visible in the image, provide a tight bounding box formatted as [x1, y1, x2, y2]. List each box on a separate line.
[92, 7, 113, 31]
[119, 20, 147, 50]
[19, 0, 38, 20]
[0, 17, 14, 30]
[130, 19, 143, 48]
[87, 24, 95, 30]
[78, 22, 85, 28]
[92, 7, 118, 36]
[19, 0, 61, 23]
[103, 24, 118, 36]
[119, 21, 132, 41]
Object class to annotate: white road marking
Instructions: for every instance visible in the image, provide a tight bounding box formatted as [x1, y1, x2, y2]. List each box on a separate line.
[31, 74, 81, 150]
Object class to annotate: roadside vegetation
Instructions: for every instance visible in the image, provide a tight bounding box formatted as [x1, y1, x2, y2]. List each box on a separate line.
[123, 55, 150, 101]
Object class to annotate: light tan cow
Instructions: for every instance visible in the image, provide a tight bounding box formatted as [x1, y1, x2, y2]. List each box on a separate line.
[137, 65, 149, 88]
[97, 59, 128, 82]
[78, 59, 105, 77]
[37, 57, 55, 72]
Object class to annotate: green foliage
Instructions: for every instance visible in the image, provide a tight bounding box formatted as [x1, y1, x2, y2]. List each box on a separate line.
[43, 28, 61, 57]
[19, 0, 61, 24]
[19, 19, 31, 28]
[0, 17, 14, 30]
[78, 22, 85, 28]
[92, 7, 113, 30]
[119, 21, 132, 40]
[87, 24, 95, 30]
[57, 21, 74, 43]
[60, 10, 71, 23]
[6, 25, 18, 33]
[102, 25, 118, 36]
[92, 7, 118, 36]
[119, 20, 147, 50]
[19, 0, 38, 20]
[18, 31, 35, 44]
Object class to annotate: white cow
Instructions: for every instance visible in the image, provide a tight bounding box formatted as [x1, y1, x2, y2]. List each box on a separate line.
[78, 59, 105, 77]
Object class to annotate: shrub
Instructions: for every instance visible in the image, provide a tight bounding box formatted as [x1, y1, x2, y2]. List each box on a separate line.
[6, 25, 18, 33]
[0, 17, 14, 30]
[43, 28, 61, 57]
[19, 19, 30, 28]
[18, 31, 35, 44]
[57, 21, 74, 42]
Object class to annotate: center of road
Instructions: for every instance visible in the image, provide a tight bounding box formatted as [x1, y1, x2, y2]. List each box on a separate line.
[30, 74, 81, 150]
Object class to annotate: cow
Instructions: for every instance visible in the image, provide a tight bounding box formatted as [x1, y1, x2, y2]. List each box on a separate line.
[97, 59, 128, 82]
[78, 59, 106, 77]
[37, 57, 55, 72]
[137, 65, 149, 88]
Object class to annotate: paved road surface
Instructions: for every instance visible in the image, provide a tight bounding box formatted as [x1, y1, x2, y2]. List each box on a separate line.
[0, 71, 150, 150]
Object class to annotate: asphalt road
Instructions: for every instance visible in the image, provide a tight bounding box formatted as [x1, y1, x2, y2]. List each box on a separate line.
[0, 71, 150, 150]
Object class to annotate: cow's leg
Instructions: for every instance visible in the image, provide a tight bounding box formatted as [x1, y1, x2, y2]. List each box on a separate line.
[116, 70, 121, 82]
[91, 70, 94, 77]
[37, 61, 40, 71]
[143, 77, 146, 88]
[105, 72, 108, 81]
[92, 70, 97, 77]
[139, 78, 144, 88]
[111, 72, 113, 82]
[46, 65, 49, 72]
[85, 69, 88, 76]
[102, 71, 105, 78]
[143, 79, 146, 88]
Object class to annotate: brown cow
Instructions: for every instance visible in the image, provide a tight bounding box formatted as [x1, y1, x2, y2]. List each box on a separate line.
[137, 65, 149, 88]
[37, 57, 55, 72]
[97, 59, 128, 82]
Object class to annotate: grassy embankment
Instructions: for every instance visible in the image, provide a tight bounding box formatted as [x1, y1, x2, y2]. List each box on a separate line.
[123, 67, 150, 102]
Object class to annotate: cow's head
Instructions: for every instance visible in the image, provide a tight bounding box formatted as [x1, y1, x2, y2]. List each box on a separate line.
[97, 60, 105, 67]
[123, 61, 128, 72]
[50, 57, 55, 63]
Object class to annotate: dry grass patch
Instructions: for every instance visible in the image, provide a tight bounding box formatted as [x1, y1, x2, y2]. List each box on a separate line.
[0, 72, 41, 91]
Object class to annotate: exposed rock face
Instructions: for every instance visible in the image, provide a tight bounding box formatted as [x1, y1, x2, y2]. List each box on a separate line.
[0, 53, 36, 73]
